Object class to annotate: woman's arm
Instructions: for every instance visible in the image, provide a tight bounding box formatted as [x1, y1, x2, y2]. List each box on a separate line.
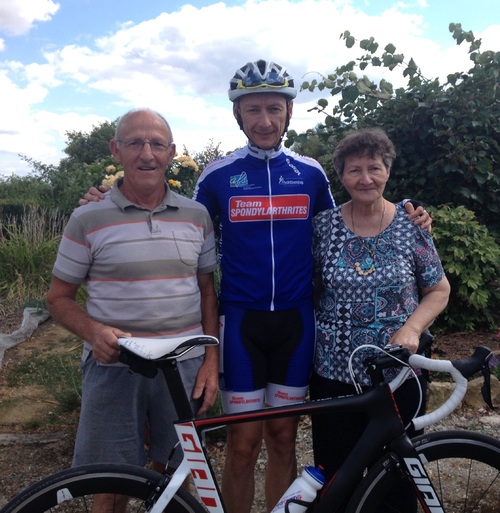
[389, 276, 451, 353]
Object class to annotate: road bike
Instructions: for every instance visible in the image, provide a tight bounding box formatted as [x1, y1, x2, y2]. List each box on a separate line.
[1, 334, 499, 512]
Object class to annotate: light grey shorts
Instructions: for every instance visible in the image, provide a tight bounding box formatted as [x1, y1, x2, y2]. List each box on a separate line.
[72, 351, 203, 468]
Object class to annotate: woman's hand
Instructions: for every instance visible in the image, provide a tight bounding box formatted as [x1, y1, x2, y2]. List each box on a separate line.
[388, 325, 421, 353]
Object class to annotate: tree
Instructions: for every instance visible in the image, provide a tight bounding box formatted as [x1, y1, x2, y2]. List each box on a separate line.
[291, 23, 500, 234]
[63, 121, 116, 165]
[288, 24, 500, 330]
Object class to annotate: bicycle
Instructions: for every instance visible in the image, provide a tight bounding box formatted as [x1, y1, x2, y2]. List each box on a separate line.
[1, 334, 499, 513]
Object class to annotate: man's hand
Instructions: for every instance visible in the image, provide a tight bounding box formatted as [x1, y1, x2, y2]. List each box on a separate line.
[404, 201, 432, 233]
[90, 325, 132, 364]
[78, 184, 111, 206]
[46, 276, 131, 365]
[192, 346, 219, 416]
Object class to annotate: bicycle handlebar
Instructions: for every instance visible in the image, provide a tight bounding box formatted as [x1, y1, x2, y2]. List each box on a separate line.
[382, 345, 494, 431]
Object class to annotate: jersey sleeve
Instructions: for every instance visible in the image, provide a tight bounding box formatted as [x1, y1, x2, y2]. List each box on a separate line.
[312, 166, 335, 216]
[193, 166, 220, 219]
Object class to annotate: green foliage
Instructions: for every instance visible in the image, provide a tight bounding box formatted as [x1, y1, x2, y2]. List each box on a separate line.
[63, 121, 116, 164]
[0, 174, 53, 208]
[429, 205, 500, 331]
[293, 24, 500, 234]
[28, 156, 108, 215]
[0, 125, 225, 214]
[0, 206, 66, 315]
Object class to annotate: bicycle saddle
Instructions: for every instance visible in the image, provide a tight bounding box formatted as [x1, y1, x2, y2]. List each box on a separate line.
[117, 335, 218, 360]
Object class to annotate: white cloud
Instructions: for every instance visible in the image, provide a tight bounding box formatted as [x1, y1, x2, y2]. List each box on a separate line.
[0, 0, 497, 176]
[0, 0, 59, 36]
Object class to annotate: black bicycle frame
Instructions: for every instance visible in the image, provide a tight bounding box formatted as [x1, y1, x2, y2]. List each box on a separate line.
[156, 356, 443, 513]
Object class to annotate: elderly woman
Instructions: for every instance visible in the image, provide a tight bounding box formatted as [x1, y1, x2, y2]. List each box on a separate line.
[310, 128, 450, 504]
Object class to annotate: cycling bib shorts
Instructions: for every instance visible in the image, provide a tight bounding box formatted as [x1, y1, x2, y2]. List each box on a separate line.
[219, 303, 315, 413]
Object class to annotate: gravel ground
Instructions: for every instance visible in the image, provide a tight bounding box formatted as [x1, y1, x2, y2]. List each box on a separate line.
[1, 317, 499, 511]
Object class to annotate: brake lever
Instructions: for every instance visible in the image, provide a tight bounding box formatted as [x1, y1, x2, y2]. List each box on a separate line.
[451, 346, 494, 410]
[481, 365, 494, 409]
[364, 345, 410, 385]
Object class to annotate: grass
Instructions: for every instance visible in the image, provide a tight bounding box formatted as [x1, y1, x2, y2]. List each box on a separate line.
[4, 336, 83, 420]
[0, 205, 66, 318]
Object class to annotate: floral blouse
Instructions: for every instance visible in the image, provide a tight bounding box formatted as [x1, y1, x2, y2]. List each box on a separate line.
[312, 204, 445, 386]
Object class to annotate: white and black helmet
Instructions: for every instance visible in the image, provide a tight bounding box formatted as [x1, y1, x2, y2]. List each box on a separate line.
[228, 59, 297, 102]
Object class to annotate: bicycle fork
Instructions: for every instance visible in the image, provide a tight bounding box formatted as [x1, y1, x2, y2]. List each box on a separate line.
[391, 435, 445, 513]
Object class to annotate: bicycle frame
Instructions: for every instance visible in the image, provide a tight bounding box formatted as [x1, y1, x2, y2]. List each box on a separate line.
[145, 357, 444, 513]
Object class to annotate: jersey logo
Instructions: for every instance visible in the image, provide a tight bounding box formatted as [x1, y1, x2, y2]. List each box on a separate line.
[230, 171, 249, 187]
[229, 195, 310, 222]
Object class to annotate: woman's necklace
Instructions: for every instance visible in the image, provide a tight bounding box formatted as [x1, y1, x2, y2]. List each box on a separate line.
[350, 202, 386, 276]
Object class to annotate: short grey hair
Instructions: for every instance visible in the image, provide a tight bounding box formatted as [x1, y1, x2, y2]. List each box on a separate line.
[114, 108, 174, 144]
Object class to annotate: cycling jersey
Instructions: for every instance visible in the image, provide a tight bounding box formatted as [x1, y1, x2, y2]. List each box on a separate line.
[193, 142, 335, 311]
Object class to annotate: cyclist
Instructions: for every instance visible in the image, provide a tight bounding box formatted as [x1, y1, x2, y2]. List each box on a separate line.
[193, 60, 334, 513]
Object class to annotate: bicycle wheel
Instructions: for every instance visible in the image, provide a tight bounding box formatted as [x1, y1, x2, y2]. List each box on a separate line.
[346, 430, 500, 513]
[0, 463, 206, 513]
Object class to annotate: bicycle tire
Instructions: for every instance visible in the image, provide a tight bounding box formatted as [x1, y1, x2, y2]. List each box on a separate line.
[346, 430, 500, 513]
[0, 463, 206, 513]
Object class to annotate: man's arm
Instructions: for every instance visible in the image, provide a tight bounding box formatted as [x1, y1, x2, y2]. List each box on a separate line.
[191, 271, 219, 416]
[46, 276, 130, 363]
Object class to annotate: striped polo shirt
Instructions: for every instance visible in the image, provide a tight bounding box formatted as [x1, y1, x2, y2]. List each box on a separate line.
[52, 181, 217, 357]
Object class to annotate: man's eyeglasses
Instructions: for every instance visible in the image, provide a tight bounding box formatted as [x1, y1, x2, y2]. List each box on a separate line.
[118, 139, 172, 153]
[238, 71, 289, 89]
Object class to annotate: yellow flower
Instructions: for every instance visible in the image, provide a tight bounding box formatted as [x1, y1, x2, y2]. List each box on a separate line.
[102, 170, 124, 186]
[105, 165, 116, 173]
[168, 179, 182, 188]
[175, 155, 199, 172]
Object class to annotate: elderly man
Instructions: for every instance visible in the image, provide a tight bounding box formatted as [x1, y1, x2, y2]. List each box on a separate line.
[47, 108, 219, 513]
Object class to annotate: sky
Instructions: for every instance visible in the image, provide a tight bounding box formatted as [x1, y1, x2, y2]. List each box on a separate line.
[0, 0, 499, 177]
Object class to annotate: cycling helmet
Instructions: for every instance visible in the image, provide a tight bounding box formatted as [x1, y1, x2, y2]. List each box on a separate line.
[228, 59, 297, 102]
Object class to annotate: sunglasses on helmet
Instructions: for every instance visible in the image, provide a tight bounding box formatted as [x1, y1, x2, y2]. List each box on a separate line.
[238, 71, 289, 89]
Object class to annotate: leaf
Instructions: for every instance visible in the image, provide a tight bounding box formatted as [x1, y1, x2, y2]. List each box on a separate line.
[385, 43, 397, 54]
[342, 85, 359, 102]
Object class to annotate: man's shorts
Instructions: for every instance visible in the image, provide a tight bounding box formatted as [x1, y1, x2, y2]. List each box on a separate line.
[72, 351, 203, 468]
[219, 303, 316, 413]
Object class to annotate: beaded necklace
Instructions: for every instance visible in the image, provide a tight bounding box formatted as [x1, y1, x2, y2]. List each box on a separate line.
[350, 202, 386, 276]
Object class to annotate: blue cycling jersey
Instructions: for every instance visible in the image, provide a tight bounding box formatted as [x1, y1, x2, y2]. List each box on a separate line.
[193, 142, 335, 310]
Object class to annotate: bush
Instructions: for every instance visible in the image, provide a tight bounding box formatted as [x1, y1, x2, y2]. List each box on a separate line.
[430, 205, 500, 331]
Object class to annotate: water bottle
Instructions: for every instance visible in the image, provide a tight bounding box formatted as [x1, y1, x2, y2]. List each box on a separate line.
[271, 465, 326, 513]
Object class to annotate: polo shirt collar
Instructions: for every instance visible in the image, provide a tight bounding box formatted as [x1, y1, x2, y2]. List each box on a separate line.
[110, 177, 179, 212]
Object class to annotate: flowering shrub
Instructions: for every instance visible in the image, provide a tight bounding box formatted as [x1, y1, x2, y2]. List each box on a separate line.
[166, 151, 200, 198]
[102, 165, 124, 186]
